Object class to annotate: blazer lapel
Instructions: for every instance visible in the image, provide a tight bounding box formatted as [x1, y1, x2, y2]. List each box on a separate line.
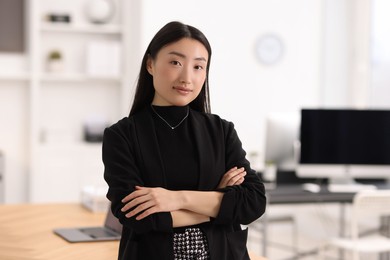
[133, 108, 167, 187]
[190, 111, 222, 190]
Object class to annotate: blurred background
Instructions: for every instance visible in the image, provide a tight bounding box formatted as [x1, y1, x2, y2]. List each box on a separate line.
[2, 0, 389, 203]
[1, 0, 390, 258]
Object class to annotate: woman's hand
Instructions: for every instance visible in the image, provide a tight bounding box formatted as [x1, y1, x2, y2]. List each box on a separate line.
[121, 186, 183, 220]
[217, 167, 246, 189]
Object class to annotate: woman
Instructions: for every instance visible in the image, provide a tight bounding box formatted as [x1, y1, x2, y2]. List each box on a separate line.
[103, 21, 266, 260]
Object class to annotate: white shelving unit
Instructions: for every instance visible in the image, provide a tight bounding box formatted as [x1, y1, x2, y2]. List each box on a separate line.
[0, 73, 30, 81]
[0, 0, 140, 203]
[40, 23, 123, 34]
[24, 0, 134, 202]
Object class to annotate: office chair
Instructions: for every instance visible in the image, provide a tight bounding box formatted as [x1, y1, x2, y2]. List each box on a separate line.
[318, 190, 390, 260]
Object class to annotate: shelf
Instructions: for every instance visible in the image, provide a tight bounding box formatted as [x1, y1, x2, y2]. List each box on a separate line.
[40, 73, 122, 83]
[0, 73, 30, 81]
[23, 0, 131, 204]
[40, 23, 122, 35]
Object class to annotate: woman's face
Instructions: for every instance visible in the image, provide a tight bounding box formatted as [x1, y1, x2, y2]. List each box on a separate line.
[147, 38, 208, 106]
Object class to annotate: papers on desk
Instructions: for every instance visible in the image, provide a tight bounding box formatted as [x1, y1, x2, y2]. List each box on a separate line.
[328, 183, 377, 193]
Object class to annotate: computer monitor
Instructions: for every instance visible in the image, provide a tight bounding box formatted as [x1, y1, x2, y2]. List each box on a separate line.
[264, 112, 300, 170]
[296, 108, 390, 184]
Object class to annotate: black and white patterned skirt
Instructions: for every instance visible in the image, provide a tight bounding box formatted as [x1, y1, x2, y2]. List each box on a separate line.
[173, 227, 210, 260]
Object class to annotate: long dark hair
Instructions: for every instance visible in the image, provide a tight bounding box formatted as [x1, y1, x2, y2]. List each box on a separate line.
[129, 21, 212, 116]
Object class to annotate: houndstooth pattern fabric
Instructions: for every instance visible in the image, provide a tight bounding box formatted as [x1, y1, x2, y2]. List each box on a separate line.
[173, 228, 210, 260]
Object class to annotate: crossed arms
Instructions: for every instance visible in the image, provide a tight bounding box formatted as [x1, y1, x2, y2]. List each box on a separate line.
[120, 167, 246, 227]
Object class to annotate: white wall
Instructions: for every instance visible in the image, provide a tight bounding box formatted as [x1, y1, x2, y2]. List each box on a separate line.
[371, 0, 390, 108]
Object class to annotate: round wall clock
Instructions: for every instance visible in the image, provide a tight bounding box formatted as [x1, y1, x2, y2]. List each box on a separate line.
[255, 34, 284, 65]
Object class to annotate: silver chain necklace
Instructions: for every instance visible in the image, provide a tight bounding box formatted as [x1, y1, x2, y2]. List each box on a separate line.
[151, 105, 189, 130]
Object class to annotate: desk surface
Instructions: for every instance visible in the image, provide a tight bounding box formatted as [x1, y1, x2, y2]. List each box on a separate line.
[0, 203, 118, 260]
[267, 182, 390, 205]
[267, 184, 354, 204]
[0, 203, 266, 260]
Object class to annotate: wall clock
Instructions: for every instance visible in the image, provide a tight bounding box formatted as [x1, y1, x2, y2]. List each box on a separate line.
[255, 34, 284, 65]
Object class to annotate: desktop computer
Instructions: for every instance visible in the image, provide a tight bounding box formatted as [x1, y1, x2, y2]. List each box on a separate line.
[263, 112, 300, 187]
[296, 108, 390, 192]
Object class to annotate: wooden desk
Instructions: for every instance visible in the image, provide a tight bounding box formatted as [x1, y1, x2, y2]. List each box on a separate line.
[0, 203, 118, 260]
[0, 203, 266, 260]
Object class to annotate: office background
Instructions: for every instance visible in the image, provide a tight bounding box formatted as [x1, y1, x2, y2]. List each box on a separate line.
[1, 0, 390, 259]
[1, 0, 388, 204]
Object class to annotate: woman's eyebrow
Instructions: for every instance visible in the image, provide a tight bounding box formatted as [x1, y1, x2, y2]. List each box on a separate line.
[168, 51, 207, 62]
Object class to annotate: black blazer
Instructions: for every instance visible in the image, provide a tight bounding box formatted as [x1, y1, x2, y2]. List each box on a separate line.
[103, 107, 266, 260]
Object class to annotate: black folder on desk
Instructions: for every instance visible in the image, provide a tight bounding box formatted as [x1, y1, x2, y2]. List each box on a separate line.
[54, 208, 122, 243]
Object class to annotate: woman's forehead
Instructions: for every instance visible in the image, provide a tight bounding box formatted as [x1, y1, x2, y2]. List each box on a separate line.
[158, 38, 209, 61]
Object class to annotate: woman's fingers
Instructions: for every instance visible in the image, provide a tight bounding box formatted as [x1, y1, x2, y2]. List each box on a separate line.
[121, 193, 150, 212]
[120, 187, 181, 220]
[121, 187, 148, 203]
[226, 170, 246, 186]
[218, 167, 246, 188]
[233, 176, 245, 185]
[134, 205, 159, 220]
[125, 200, 155, 218]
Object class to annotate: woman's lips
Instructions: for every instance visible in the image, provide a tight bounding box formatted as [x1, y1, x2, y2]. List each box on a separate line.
[173, 86, 192, 95]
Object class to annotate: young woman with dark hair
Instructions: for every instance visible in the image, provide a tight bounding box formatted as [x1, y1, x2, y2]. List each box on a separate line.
[103, 21, 266, 260]
[130, 21, 212, 116]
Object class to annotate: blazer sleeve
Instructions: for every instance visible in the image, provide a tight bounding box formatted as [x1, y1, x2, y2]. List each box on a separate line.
[213, 120, 267, 225]
[102, 123, 173, 234]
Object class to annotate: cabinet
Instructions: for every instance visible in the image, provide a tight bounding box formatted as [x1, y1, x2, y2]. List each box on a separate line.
[1, 0, 138, 203]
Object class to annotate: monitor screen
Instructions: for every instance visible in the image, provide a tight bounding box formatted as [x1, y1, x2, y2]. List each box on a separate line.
[297, 109, 390, 179]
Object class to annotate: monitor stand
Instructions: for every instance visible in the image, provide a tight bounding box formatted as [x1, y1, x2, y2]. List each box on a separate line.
[327, 166, 377, 193]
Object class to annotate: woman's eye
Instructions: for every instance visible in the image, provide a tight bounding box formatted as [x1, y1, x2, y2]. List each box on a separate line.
[170, 61, 181, 66]
[194, 65, 203, 70]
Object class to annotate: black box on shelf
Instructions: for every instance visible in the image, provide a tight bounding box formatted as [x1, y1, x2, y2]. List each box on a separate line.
[83, 116, 109, 143]
[45, 13, 71, 23]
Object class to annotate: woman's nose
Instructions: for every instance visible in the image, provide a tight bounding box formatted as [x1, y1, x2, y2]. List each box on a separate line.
[179, 79, 190, 84]
[179, 67, 191, 84]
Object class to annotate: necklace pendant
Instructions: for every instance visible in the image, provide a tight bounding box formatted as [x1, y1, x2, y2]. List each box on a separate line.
[151, 105, 190, 130]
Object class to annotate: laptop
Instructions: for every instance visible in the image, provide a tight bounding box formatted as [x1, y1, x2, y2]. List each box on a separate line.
[54, 208, 122, 243]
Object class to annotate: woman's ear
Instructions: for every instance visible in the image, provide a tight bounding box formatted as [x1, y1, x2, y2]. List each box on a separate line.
[146, 56, 153, 76]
